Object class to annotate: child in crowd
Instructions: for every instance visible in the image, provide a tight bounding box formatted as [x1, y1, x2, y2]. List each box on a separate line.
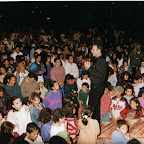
[63, 96, 74, 107]
[78, 106, 100, 144]
[24, 122, 44, 144]
[39, 81, 48, 100]
[111, 119, 129, 144]
[76, 70, 91, 92]
[109, 86, 115, 99]
[63, 103, 78, 143]
[0, 111, 5, 127]
[50, 108, 67, 137]
[124, 84, 134, 104]
[110, 86, 128, 122]
[79, 82, 89, 112]
[120, 97, 143, 122]
[100, 83, 111, 121]
[138, 90, 144, 109]
[29, 92, 44, 124]
[43, 80, 62, 111]
[1, 121, 19, 138]
[133, 76, 144, 97]
[37, 108, 53, 143]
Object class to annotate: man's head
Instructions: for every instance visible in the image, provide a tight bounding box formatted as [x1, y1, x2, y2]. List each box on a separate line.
[15, 46, 20, 53]
[68, 55, 73, 64]
[91, 45, 102, 57]
[54, 58, 61, 67]
[35, 54, 41, 62]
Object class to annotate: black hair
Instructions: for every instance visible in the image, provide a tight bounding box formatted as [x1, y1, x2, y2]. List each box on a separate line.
[54, 57, 60, 63]
[48, 136, 67, 144]
[67, 54, 73, 60]
[82, 106, 94, 126]
[63, 96, 73, 107]
[63, 103, 75, 118]
[81, 70, 89, 80]
[31, 92, 41, 100]
[108, 67, 114, 76]
[64, 74, 71, 83]
[52, 108, 65, 123]
[82, 82, 89, 89]
[8, 96, 20, 111]
[116, 119, 128, 128]
[0, 132, 15, 144]
[127, 139, 140, 144]
[50, 80, 57, 90]
[26, 122, 40, 134]
[35, 54, 41, 60]
[37, 108, 52, 124]
[28, 72, 37, 80]
[1, 121, 15, 133]
[70, 75, 74, 80]
[125, 84, 134, 94]
[123, 59, 128, 65]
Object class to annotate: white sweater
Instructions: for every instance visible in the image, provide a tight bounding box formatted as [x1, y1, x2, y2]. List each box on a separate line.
[7, 105, 32, 135]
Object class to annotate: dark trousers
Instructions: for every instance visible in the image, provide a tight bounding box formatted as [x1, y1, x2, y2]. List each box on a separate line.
[88, 84, 104, 125]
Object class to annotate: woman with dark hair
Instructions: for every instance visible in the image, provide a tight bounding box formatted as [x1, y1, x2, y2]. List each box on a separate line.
[37, 108, 53, 142]
[76, 70, 91, 92]
[117, 71, 131, 87]
[7, 96, 31, 135]
[4, 74, 23, 100]
[119, 59, 132, 75]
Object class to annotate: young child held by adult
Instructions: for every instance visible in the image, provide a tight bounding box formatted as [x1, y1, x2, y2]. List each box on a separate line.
[29, 92, 44, 124]
[100, 83, 111, 121]
[43, 80, 62, 111]
[39, 81, 48, 100]
[124, 84, 134, 104]
[24, 122, 44, 144]
[111, 119, 129, 144]
[37, 108, 53, 143]
[78, 106, 100, 144]
[110, 86, 128, 122]
[79, 82, 89, 113]
[120, 97, 143, 122]
[63, 103, 78, 143]
[50, 108, 67, 137]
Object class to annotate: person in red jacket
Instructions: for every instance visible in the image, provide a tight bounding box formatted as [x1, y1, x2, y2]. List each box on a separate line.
[120, 97, 143, 122]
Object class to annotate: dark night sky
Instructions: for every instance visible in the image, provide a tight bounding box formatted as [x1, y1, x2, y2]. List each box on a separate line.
[0, 1, 144, 38]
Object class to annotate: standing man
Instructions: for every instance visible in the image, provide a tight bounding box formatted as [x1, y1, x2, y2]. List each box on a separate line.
[84, 45, 107, 124]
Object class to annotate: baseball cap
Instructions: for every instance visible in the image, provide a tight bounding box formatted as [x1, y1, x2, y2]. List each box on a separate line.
[113, 86, 124, 94]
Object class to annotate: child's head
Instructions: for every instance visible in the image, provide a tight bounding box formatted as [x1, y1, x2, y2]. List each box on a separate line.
[81, 70, 89, 80]
[125, 84, 133, 97]
[39, 82, 44, 88]
[38, 108, 52, 124]
[31, 92, 41, 106]
[134, 76, 142, 84]
[49, 136, 67, 144]
[130, 97, 141, 110]
[82, 106, 94, 126]
[109, 86, 115, 96]
[26, 122, 40, 141]
[63, 96, 73, 107]
[52, 108, 65, 123]
[113, 86, 124, 97]
[1, 121, 15, 134]
[63, 103, 75, 118]
[104, 82, 111, 95]
[50, 80, 59, 91]
[116, 119, 128, 135]
[82, 82, 89, 93]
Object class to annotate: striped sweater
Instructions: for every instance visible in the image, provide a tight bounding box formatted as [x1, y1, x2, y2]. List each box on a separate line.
[43, 90, 62, 111]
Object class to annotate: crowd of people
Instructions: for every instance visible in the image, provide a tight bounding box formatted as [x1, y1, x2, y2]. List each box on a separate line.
[0, 27, 143, 144]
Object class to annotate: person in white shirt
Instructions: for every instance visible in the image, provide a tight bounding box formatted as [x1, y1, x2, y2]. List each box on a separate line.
[64, 54, 79, 79]
[14, 61, 29, 85]
[24, 122, 44, 144]
[11, 46, 23, 61]
[7, 96, 32, 135]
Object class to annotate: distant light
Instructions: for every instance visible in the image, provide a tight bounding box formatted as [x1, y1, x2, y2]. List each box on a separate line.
[32, 11, 34, 14]
[112, 3, 115, 5]
[47, 17, 50, 20]
[0, 15, 2, 18]
[36, 7, 38, 8]
[65, 5, 68, 7]
[40, 11, 42, 14]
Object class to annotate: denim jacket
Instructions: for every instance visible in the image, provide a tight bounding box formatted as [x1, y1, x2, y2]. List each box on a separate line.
[29, 103, 44, 124]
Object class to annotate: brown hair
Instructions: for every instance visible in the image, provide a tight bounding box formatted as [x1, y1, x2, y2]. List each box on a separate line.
[1, 121, 15, 133]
